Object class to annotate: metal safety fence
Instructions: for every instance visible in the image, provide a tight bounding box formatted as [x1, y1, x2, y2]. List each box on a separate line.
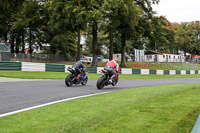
[9, 53, 72, 63]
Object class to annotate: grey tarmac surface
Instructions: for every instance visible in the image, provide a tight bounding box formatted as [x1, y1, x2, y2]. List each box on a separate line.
[0, 78, 200, 115]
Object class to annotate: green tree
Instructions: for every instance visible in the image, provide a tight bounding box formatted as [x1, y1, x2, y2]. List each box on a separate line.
[115, 0, 142, 67]
[189, 21, 200, 55]
[174, 22, 197, 56]
[12, 0, 51, 55]
[45, 0, 77, 58]
[80, 0, 104, 66]
[0, 0, 26, 53]
[0, 0, 11, 41]
[148, 16, 175, 53]
[64, 0, 88, 61]
[101, 0, 121, 60]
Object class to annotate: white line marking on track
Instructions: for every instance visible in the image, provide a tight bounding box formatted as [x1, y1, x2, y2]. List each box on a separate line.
[0, 91, 111, 118]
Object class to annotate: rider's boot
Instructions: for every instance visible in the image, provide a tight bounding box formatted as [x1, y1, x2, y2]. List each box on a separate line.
[110, 75, 116, 83]
[109, 78, 113, 83]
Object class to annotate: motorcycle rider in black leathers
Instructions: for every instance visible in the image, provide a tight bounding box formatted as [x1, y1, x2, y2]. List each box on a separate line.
[73, 56, 87, 80]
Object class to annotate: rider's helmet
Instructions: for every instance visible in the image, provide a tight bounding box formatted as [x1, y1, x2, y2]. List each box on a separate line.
[83, 56, 87, 62]
[80, 56, 87, 63]
[113, 57, 118, 62]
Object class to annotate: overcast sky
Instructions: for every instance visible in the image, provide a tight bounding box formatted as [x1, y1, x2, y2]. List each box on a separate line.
[152, 0, 200, 23]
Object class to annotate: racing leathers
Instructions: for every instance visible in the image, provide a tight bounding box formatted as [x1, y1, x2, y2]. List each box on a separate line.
[104, 60, 120, 82]
[73, 61, 86, 80]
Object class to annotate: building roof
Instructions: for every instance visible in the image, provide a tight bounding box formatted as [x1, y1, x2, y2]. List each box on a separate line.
[145, 50, 160, 55]
[192, 55, 200, 57]
[158, 53, 185, 56]
[145, 50, 184, 56]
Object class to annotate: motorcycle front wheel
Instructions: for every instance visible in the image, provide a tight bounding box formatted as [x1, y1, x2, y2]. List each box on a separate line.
[81, 76, 88, 86]
[112, 76, 118, 86]
[96, 76, 105, 89]
[65, 74, 74, 87]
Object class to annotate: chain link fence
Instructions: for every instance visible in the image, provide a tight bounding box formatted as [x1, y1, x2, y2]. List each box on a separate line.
[158, 62, 199, 70]
[1, 52, 199, 70]
[9, 53, 75, 63]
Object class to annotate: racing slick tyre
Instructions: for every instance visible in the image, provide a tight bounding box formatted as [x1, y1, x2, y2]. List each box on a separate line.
[65, 74, 74, 87]
[81, 76, 88, 86]
[96, 76, 105, 89]
[112, 77, 118, 86]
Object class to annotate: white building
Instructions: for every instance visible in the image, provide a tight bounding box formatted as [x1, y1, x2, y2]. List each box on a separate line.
[113, 53, 132, 61]
[145, 53, 185, 63]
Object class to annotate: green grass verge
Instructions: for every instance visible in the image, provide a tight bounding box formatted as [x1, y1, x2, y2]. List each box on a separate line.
[1, 71, 200, 79]
[0, 83, 200, 132]
[126, 61, 200, 70]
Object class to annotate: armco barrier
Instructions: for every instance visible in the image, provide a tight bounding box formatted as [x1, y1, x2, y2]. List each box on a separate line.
[132, 69, 141, 74]
[22, 62, 45, 72]
[176, 70, 181, 75]
[169, 70, 176, 75]
[156, 70, 164, 75]
[195, 70, 198, 74]
[0, 61, 21, 71]
[181, 70, 186, 75]
[86, 67, 97, 73]
[141, 69, 149, 75]
[186, 70, 190, 74]
[121, 68, 132, 74]
[191, 70, 195, 74]
[150, 70, 156, 75]
[0, 61, 200, 75]
[164, 70, 169, 75]
[46, 64, 65, 72]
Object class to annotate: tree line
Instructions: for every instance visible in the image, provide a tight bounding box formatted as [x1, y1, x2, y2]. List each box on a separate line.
[0, 0, 200, 66]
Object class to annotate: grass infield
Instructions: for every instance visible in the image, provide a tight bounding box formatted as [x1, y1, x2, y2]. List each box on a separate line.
[0, 84, 199, 132]
[0, 71, 200, 79]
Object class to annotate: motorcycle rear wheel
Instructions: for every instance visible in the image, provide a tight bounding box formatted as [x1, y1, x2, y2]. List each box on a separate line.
[96, 76, 105, 89]
[65, 74, 74, 87]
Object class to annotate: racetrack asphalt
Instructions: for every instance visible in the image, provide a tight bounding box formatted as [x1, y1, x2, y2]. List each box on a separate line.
[0, 78, 200, 115]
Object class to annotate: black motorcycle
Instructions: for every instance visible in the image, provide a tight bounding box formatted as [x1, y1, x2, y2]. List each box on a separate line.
[96, 69, 119, 89]
[65, 67, 88, 87]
